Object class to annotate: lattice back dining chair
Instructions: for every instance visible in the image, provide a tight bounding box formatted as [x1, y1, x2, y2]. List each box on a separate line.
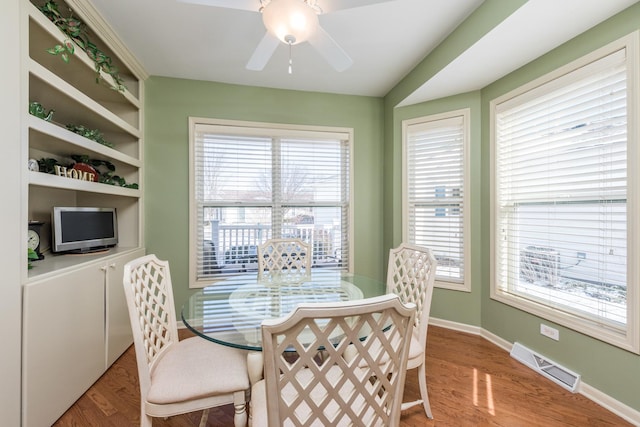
[387, 243, 438, 418]
[257, 238, 312, 281]
[250, 294, 415, 427]
[123, 254, 249, 427]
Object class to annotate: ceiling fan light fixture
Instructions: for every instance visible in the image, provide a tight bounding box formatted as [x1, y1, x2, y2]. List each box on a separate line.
[262, 0, 319, 45]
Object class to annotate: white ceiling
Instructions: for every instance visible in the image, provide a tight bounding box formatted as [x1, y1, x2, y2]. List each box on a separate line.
[87, 0, 638, 106]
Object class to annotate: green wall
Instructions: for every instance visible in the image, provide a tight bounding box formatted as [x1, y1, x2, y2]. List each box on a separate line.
[385, 0, 640, 412]
[145, 77, 385, 311]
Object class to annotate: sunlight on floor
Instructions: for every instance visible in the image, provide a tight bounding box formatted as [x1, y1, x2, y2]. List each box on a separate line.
[473, 368, 496, 416]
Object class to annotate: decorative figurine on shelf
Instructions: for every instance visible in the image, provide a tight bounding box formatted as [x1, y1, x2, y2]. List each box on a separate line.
[27, 248, 39, 270]
[28, 221, 45, 261]
[28, 101, 54, 122]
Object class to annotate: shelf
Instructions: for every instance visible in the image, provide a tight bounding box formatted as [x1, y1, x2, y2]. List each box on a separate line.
[27, 1, 140, 106]
[29, 60, 140, 138]
[28, 115, 141, 167]
[29, 170, 140, 198]
[26, 246, 141, 282]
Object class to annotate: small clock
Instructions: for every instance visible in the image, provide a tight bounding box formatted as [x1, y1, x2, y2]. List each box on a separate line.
[28, 221, 45, 260]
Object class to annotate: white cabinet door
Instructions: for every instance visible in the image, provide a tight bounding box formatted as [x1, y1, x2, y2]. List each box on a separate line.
[22, 264, 105, 427]
[105, 248, 144, 366]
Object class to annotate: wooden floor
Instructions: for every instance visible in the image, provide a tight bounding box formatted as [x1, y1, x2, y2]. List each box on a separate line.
[54, 326, 632, 426]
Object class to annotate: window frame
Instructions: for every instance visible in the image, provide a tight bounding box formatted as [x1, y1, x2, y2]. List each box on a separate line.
[490, 32, 640, 353]
[402, 108, 472, 292]
[188, 117, 354, 288]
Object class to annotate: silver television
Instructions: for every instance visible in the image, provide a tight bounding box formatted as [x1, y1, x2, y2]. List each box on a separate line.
[52, 207, 118, 253]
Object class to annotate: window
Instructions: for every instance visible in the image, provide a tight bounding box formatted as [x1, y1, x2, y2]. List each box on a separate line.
[403, 109, 471, 292]
[189, 118, 352, 287]
[490, 33, 640, 352]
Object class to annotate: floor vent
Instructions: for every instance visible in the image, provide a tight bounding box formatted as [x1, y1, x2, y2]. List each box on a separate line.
[510, 342, 580, 393]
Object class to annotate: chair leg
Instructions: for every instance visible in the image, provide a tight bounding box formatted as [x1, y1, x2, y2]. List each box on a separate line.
[233, 390, 248, 427]
[417, 363, 433, 419]
[199, 408, 210, 427]
[141, 410, 152, 427]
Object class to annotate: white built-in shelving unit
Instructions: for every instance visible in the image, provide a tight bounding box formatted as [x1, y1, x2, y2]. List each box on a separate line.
[20, 0, 147, 425]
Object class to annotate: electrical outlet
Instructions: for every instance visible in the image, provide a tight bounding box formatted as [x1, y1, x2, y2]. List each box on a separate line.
[540, 324, 559, 341]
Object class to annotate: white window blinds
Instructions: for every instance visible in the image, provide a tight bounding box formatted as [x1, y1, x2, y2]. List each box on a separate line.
[404, 110, 469, 289]
[191, 121, 351, 283]
[494, 48, 630, 332]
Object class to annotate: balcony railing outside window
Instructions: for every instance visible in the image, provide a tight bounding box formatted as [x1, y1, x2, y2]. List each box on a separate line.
[202, 219, 343, 276]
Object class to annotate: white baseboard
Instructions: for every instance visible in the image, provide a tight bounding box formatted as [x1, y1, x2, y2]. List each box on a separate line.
[579, 382, 640, 426]
[429, 317, 482, 336]
[429, 316, 640, 426]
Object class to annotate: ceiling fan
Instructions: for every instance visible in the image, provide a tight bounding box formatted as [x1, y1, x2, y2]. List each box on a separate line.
[179, 0, 394, 72]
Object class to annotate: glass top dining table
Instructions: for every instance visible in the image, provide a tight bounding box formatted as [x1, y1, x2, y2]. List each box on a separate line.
[181, 269, 387, 352]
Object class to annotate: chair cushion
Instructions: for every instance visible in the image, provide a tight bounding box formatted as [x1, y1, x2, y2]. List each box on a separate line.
[147, 337, 249, 404]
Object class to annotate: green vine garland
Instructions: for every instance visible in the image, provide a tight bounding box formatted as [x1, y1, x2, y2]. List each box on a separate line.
[66, 124, 113, 148]
[39, 0, 126, 92]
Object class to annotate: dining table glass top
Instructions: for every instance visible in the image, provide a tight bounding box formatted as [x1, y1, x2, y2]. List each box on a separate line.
[181, 269, 387, 351]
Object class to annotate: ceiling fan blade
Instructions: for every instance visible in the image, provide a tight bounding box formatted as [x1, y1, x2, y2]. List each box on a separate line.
[177, 0, 260, 12]
[317, 0, 395, 14]
[307, 26, 353, 72]
[246, 32, 280, 71]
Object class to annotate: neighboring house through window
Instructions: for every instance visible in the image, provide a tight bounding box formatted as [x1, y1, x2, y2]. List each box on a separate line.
[189, 118, 353, 287]
[403, 109, 471, 292]
[490, 32, 640, 352]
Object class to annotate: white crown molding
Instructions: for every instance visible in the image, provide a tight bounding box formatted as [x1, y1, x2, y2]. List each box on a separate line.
[65, 0, 149, 81]
[429, 316, 640, 426]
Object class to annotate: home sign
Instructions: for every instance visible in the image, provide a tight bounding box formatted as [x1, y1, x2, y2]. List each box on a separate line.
[54, 164, 97, 182]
